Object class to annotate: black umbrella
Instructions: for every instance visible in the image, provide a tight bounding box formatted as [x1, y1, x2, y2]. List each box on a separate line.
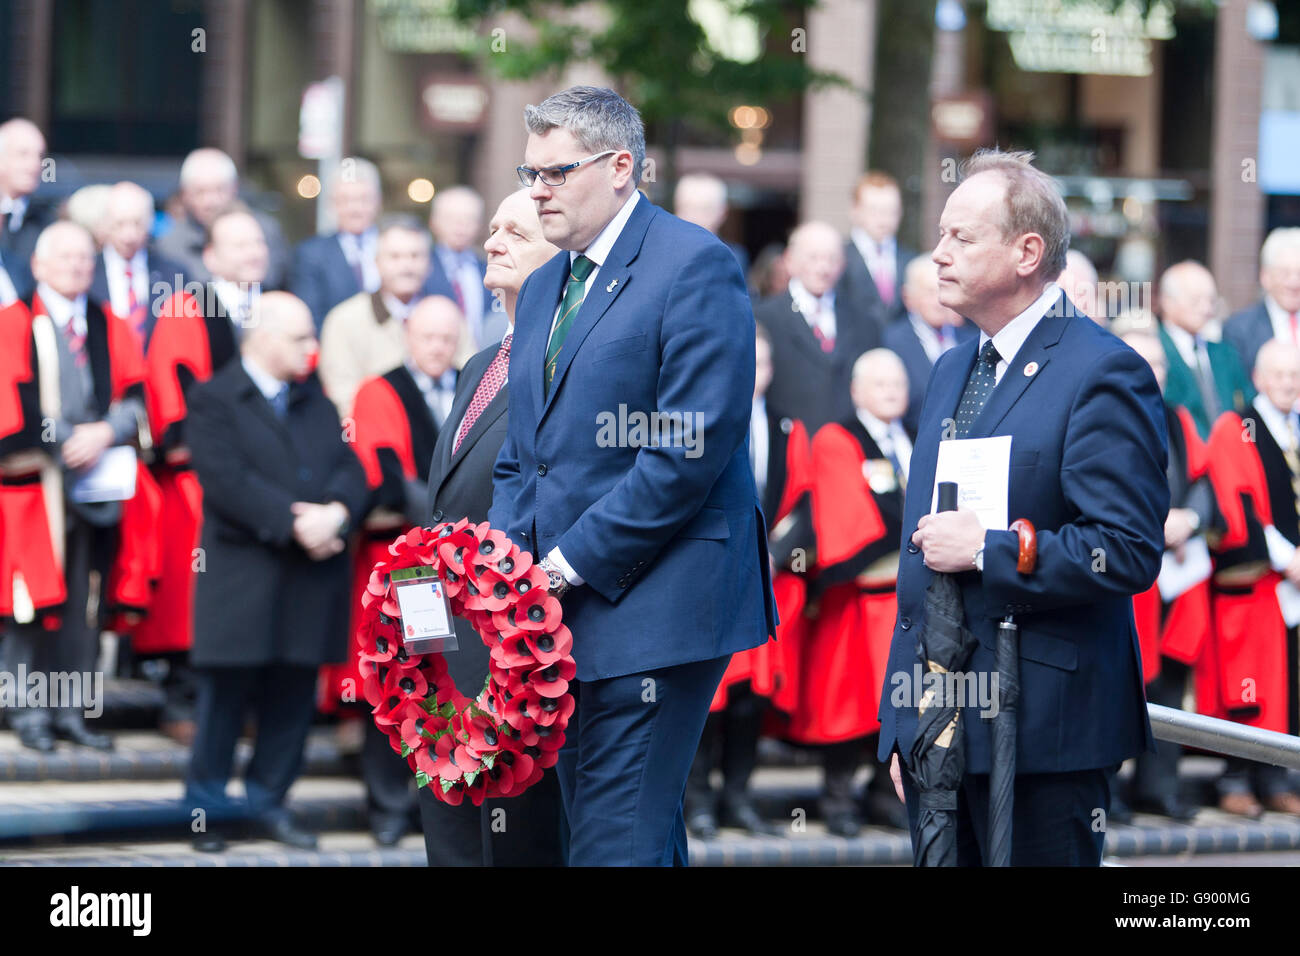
[906, 482, 979, 867]
[987, 518, 1035, 867]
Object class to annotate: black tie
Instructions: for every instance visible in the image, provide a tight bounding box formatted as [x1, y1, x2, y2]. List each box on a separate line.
[954, 340, 1001, 439]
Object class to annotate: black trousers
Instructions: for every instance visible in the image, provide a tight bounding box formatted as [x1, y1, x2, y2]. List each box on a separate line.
[417, 765, 566, 866]
[3, 517, 109, 733]
[901, 763, 1110, 866]
[360, 715, 417, 823]
[184, 664, 318, 821]
[685, 682, 766, 816]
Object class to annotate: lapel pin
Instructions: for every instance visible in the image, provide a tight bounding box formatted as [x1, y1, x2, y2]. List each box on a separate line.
[606, 278, 619, 293]
[1023, 361, 1039, 377]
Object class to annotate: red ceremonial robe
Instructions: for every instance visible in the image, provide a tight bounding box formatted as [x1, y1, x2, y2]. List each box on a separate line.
[132, 288, 233, 654]
[1132, 405, 1214, 683]
[1200, 410, 1290, 734]
[786, 417, 903, 744]
[0, 295, 152, 627]
[710, 413, 814, 715]
[320, 365, 440, 711]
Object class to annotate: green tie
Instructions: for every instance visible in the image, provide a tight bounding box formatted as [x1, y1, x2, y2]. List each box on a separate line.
[544, 254, 595, 394]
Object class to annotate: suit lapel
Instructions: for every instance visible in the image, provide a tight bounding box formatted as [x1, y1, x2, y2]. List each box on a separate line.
[384, 365, 440, 482]
[927, 336, 978, 436]
[537, 198, 654, 425]
[448, 389, 507, 474]
[965, 298, 1069, 439]
[527, 255, 572, 419]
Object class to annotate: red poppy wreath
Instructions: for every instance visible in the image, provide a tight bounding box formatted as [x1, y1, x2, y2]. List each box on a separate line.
[356, 519, 576, 806]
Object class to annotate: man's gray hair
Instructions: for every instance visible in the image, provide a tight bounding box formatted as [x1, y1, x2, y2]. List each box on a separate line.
[377, 213, 431, 247]
[962, 148, 1070, 280]
[337, 156, 381, 193]
[1261, 227, 1300, 270]
[524, 86, 645, 183]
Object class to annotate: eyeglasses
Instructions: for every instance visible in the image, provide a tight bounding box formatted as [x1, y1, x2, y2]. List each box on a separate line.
[517, 150, 617, 187]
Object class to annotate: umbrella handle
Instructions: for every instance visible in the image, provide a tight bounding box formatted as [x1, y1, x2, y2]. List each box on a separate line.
[1009, 518, 1037, 575]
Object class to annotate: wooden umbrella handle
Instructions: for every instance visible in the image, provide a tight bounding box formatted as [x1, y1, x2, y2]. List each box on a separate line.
[1009, 518, 1037, 574]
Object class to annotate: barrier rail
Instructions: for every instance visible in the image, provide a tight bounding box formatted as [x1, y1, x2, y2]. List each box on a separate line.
[1148, 703, 1300, 771]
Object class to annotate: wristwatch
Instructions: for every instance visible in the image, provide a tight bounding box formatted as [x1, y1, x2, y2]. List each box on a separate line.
[539, 557, 571, 598]
[972, 544, 985, 573]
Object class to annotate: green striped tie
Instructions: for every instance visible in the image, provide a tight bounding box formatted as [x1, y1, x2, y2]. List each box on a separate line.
[544, 254, 595, 395]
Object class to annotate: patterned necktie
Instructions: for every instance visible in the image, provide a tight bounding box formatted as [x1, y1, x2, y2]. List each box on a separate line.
[62, 316, 88, 369]
[544, 255, 595, 394]
[124, 264, 145, 335]
[954, 340, 1001, 438]
[455, 333, 512, 454]
[873, 244, 894, 305]
[1192, 337, 1220, 420]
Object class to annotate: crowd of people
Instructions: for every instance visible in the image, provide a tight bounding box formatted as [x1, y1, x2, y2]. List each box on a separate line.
[1, 100, 1299, 858]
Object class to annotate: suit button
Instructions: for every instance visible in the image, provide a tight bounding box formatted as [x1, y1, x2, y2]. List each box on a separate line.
[431, 509, 444, 522]
[900, 616, 912, 630]
[907, 542, 920, 554]
[537, 464, 547, 476]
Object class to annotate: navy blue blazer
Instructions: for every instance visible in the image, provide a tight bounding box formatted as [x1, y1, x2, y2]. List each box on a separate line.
[290, 233, 366, 332]
[488, 197, 778, 682]
[1221, 300, 1273, 382]
[877, 295, 1167, 775]
[882, 315, 977, 435]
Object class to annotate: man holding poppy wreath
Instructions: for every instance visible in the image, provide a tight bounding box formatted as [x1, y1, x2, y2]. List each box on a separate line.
[489, 86, 778, 866]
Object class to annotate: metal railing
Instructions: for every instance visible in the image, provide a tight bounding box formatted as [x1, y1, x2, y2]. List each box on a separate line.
[1148, 703, 1300, 771]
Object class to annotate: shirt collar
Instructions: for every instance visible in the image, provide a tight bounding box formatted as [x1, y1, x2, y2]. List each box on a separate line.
[36, 283, 87, 332]
[979, 282, 1061, 367]
[1162, 322, 1204, 367]
[213, 279, 250, 317]
[850, 228, 894, 261]
[1253, 393, 1298, 450]
[407, 362, 455, 393]
[241, 355, 285, 401]
[103, 244, 147, 275]
[381, 291, 416, 323]
[1265, 295, 1297, 332]
[573, 190, 641, 270]
[789, 277, 834, 316]
[856, 407, 900, 446]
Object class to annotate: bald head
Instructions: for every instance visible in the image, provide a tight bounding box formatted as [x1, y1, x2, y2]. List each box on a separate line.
[179, 148, 240, 227]
[32, 221, 96, 299]
[901, 256, 961, 330]
[674, 173, 729, 234]
[1254, 338, 1300, 415]
[850, 348, 909, 422]
[1121, 330, 1167, 395]
[405, 295, 463, 380]
[243, 292, 317, 382]
[1159, 261, 1218, 336]
[430, 186, 484, 253]
[785, 221, 845, 297]
[0, 118, 45, 199]
[103, 182, 156, 259]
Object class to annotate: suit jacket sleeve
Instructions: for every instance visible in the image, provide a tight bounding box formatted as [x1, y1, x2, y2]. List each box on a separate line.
[980, 347, 1169, 612]
[552, 242, 754, 601]
[289, 241, 324, 327]
[186, 383, 297, 548]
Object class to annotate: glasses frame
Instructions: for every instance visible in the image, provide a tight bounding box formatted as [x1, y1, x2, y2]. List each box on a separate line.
[516, 150, 619, 188]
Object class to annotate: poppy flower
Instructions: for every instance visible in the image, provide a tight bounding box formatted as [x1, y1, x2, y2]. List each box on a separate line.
[358, 627, 398, 665]
[522, 625, 572, 666]
[469, 566, 515, 613]
[530, 657, 576, 698]
[514, 587, 562, 633]
[464, 713, 503, 753]
[433, 734, 463, 782]
[530, 691, 576, 728]
[486, 543, 532, 581]
[492, 633, 537, 671]
[437, 528, 478, 575]
[383, 661, 428, 702]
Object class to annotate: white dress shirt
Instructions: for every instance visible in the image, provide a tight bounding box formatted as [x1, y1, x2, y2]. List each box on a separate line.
[408, 363, 457, 427]
[788, 277, 837, 343]
[750, 397, 769, 500]
[213, 279, 255, 338]
[381, 291, 418, 324]
[1265, 295, 1300, 347]
[547, 191, 643, 587]
[1251, 394, 1300, 571]
[340, 228, 380, 293]
[241, 355, 286, 402]
[856, 408, 912, 482]
[103, 245, 150, 319]
[1163, 322, 1210, 374]
[0, 194, 28, 231]
[979, 282, 1061, 385]
[37, 283, 88, 339]
[548, 190, 642, 338]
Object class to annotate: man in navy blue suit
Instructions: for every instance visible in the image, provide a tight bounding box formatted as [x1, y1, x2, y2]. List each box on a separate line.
[489, 86, 777, 866]
[289, 157, 383, 331]
[878, 149, 1168, 866]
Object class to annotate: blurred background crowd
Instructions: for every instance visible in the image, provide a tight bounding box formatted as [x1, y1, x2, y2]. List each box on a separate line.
[1, 0, 1300, 857]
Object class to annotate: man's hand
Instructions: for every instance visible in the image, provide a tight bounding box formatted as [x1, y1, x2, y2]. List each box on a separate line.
[62, 422, 114, 470]
[1164, 508, 1197, 550]
[292, 501, 348, 555]
[1286, 549, 1300, 587]
[912, 509, 985, 573]
[890, 752, 905, 803]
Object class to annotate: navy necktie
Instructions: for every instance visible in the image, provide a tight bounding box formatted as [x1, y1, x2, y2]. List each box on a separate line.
[954, 340, 1000, 439]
